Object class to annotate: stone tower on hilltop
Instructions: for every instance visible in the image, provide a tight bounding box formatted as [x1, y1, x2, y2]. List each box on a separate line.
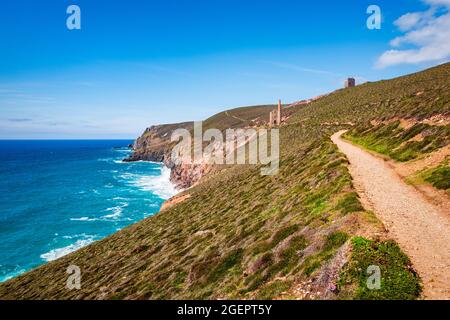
[269, 99, 282, 127]
[345, 77, 356, 88]
[277, 99, 281, 125]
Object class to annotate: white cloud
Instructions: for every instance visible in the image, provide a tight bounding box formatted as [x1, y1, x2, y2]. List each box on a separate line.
[425, 0, 450, 6]
[376, 1, 450, 68]
[394, 12, 424, 31]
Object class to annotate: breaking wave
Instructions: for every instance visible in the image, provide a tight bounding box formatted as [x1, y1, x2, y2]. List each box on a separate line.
[40, 234, 96, 262]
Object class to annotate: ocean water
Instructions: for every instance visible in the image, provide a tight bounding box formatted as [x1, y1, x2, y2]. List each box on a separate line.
[0, 140, 177, 282]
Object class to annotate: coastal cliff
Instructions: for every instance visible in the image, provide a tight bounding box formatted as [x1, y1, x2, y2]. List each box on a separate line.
[123, 122, 212, 189]
[2, 63, 448, 300]
[125, 122, 193, 163]
[124, 105, 278, 189]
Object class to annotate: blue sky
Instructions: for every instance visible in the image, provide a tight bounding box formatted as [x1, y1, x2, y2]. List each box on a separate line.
[1, 0, 449, 139]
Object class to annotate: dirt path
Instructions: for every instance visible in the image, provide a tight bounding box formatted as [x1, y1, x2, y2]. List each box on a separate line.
[331, 130, 450, 300]
[225, 111, 246, 122]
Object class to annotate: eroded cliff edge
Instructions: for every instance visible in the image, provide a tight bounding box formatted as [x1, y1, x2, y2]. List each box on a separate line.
[123, 121, 207, 189]
[123, 105, 279, 189]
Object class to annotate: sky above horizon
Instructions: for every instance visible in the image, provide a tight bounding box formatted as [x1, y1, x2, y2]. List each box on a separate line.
[1, 0, 449, 139]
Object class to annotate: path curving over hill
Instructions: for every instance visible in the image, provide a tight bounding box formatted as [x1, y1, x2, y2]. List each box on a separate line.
[331, 130, 450, 300]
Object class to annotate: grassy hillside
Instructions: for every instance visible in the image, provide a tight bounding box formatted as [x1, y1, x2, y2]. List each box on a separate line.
[125, 104, 277, 164]
[202, 104, 278, 131]
[288, 62, 449, 125]
[1, 63, 448, 300]
[344, 122, 449, 162]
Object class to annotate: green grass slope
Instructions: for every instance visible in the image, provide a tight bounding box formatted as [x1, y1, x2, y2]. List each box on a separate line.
[344, 122, 449, 162]
[2, 62, 448, 300]
[125, 104, 277, 163]
[202, 104, 278, 131]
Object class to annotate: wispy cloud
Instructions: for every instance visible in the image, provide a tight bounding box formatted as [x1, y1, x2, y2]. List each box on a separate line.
[376, 0, 450, 68]
[261, 60, 344, 77]
[0, 89, 22, 95]
[7, 118, 33, 122]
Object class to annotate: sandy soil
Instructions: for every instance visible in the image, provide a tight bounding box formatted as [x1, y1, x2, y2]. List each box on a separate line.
[160, 194, 191, 211]
[332, 130, 450, 300]
[394, 145, 450, 177]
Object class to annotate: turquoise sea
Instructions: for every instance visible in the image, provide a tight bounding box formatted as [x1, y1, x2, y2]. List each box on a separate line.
[0, 140, 177, 282]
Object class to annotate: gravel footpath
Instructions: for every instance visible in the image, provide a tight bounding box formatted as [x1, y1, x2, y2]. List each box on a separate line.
[332, 130, 450, 300]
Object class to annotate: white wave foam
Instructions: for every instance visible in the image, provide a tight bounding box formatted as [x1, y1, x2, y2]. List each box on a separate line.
[1, 268, 26, 282]
[70, 201, 130, 222]
[116, 159, 161, 164]
[101, 202, 128, 219]
[112, 196, 129, 200]
[70, 216, 93, 221]
[130, 166, 178, 199]
[62, 233, 92, 239]
[114, 149, 131, 153]
[40, 235, 96, 262]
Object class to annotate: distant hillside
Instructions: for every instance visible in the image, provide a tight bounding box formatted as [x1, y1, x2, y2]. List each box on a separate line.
[125, 104, 277, 163]
[1, 63, 448, 300]
[124, 104, 279, 188]
[202, 104, 278, 131]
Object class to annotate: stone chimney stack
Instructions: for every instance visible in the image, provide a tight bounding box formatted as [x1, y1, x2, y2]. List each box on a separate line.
[277, 99, 282, 125]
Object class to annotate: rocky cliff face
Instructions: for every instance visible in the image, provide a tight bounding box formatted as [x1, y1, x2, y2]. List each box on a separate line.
[124, 123, 188, 163]
[124, 122, 211, 189]
[168, 162, 214, 189]
[124, 105, 284, 189]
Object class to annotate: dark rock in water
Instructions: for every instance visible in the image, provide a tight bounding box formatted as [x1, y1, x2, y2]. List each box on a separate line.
[123, 149, 166, 163]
